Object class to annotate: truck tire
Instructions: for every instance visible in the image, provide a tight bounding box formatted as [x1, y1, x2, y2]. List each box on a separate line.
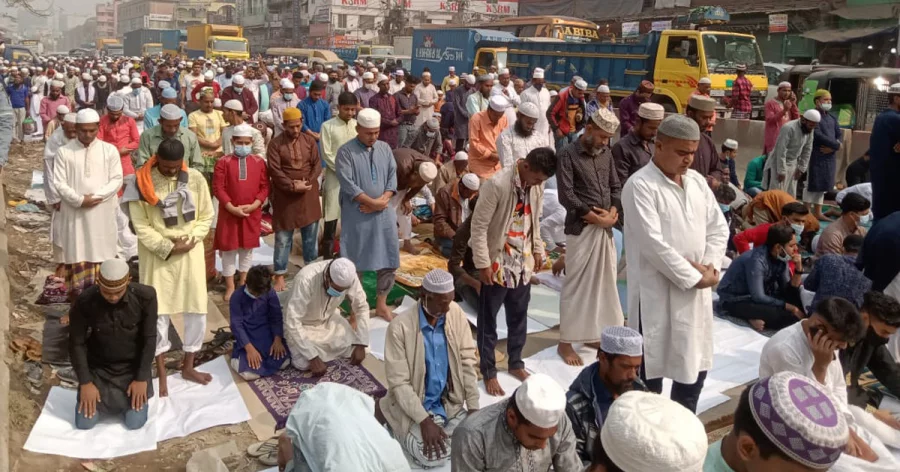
[651, 96, 678, 114]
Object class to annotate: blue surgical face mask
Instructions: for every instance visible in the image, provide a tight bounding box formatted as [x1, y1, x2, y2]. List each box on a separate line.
[283, 92, 293, 100]
[777, 248, 792, 263]
[858, 211, 872, 227]
[234, 144, 252, 158]
[326, 286, 344, 298]
[244, 286, 258, 299]
[131, 88, 140, 96]
[790, 223, 804, 236]
[719, 203, 730, 214]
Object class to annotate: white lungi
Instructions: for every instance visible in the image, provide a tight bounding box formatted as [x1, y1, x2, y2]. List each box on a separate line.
[117, 200, 138, 260]
[156, 313, 207, 355]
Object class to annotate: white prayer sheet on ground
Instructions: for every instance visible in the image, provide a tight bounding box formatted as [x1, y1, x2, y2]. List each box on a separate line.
[24, 356, 251, 459]
[458, 298, 550, 338]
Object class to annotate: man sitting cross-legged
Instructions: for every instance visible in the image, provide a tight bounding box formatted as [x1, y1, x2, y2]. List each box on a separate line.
[380, 269, 479, 468]
[282, 258, 369, 376]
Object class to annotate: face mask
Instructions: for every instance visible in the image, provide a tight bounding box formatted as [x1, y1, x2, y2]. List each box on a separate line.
[283, 92, 293, 100]
[234, 144, 252, 158]
[865, 327, 890, 346]
[790, 223, 804, 236]
[820, 103, 832, 112]
[425, 131, 436, 138]
[326, 286, 343, 298]
[233, 86, 243, 93]
[243, 286, 257, 299]
[719, 203, 731, 214]
[777, 248, 792, 263]
[858, 212, 872, 227]
[131, 88, 140, 96]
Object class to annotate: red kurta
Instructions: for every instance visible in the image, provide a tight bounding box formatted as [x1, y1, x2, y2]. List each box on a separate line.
[212, 154, 270, 251]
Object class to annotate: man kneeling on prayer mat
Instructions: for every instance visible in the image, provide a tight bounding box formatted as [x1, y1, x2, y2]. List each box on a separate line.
[451, 373, 582, 471]
[282, 258, 369, 376]
[229, 265, 290, 380]
[588, 390, 708, 472]
[126, 138, 215, 395]
[276, 383, 411, 472]
[381, 269, 479, 468]
[704, 371, 849, 472]
[69, 259, 157, 430]
[566, 326, 647, 461]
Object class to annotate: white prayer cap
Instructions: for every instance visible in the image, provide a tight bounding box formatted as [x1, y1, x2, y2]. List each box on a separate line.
[461, 173, 480, 191]
[698, 77, 712, 85]
[204, 70, 215, 80]
[601, 391, 707, 471]
[280, 78, 295, 89]
[574, 79, 588, 91]
[532, 68, 545, 79]
[549, 90, 558, 97]
[119, 75, 129, 83]
[803, 109, 821, 122]
[600, 326, 643, 357]
[318, 72, 328, 82]
[76, 109, 100, 124]
[63, 113, 77, 124]
[437, 90, 444, 96]
[362, 71, 374, 80]
[418, 162, 438, 182]
[99, 259, 130, 284]
[160, 104, 183, 121]
[55, 73, 65, 80]
[377, 74, 389, 84]
[348, 69, 358, 77]
[422, 71, 431, 78]
[394, 69, 404, 77]
[224, 99, 243, 112]
[81, 72, 91, 80]
[119, 68, 127, 75]
[489, 95, 510, 112]
[130, 77, 142, 85]
[98, 76, 107, 83]
[500, 68, 510, 76]
[454, 151, 468, 161]
[131, 72, 140, 79]
[448, 78, 458, 86]
[465, 74, 476, 85]
[232, 123, 253, 138]
[448, 66, 456, 72]
[426, 117, 439, 129]
[422, 269, 454, 294]
[357, 108, 381, 128]
[186, 61, 194, 67]
[107, 94, 125, 111]
[216, 67, 224, 74]
[232, 74, 245, 85]
[723, 138, 739, 150]
[590, 107, 620, 135]
[158, 80, 171, 89]
[778, 81, 792, 90]
[161, 88, 178, 99]
[518, 102, 541, 119]
[688, 94, 716, 112]
[214, 98, 222, 108]
[658, 114, 700, 141]
[57, 105, 71, 115]
[51, 80, 65, 88]
[514, 373, 566, 429]
[638, 102, 665, 121]
[329, 258, 357, 287]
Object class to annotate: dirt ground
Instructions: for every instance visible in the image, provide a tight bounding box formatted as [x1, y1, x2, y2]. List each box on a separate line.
[4, 141, 268, 472]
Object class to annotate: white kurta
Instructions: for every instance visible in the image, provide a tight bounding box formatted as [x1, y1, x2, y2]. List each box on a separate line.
[496, 126, 553, 169]
[519, 85, 554, 150]
[491, 82, 520, 127]
[52, 138, 123, 264]
[283, 260, 371, 367]
[413, 83, 438, 127]
[44, 128, 71, 262]
[622, 163, 728, 383]
[122, 88, 154, 133]
[389, 80, 405, 95]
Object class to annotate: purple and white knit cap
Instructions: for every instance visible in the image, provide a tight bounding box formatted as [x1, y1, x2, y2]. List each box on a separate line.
[750, 372, 848, 468]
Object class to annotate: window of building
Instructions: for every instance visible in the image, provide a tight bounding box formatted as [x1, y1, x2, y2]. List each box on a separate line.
[337, 14, 347, 29]
[358, 15, 375, 30]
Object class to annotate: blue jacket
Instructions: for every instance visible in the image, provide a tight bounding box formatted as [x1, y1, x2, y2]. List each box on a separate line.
[717, 245, 790, 307]
[808, 109, 842, 192]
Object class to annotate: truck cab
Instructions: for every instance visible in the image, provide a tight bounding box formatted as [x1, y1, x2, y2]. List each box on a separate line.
[142, 43, 163, 57]
[3, 45, 36, 65]
[207, 36, 249, 60]
[651, 30, 767, 116]
[473, 47, 507, 76]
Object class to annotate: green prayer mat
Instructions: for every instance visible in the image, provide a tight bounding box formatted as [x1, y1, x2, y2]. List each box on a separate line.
[340, 271, 417, 313]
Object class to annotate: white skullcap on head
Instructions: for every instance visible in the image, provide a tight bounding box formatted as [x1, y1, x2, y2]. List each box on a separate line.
[600, 326, 643, 357]
[232, 74, 245, 85]
[638, 102, 665, 121]
[76, 109, 100, 124]
[465, 74, 476, 85]
[55, 72, 65, 79]
[422, 71, 431, 77]
[51, 80, 65, 88]
[214, 98, 222, 107]
[224, 99, 243, 111]
[362, 71, 374, 80]
[81, 72, 91, 80]
[549, 90, 558, 97]
[454, 151, 468, 161]
[698, 77, 712, 85]
[422, 269, 454, 294]
[489, 95, 510, 112]
[98, 75, 107, 83]
[658, 114, 700, 141]
[377, 74, 389, 83]
[418, 162, 438, 182]
[514, 373, 566, 428]
[601, 391, 707, 471]
[160, 104, 183, 121]
[426, 117, 439, 129]
[106, 94, 125, 111]
[63, 113, 77, 124]
[574, 79, 588, 91]
[204, 70, 215, 80]
[318, 72, 328, 82]
[461, 173, 480, 191]
[803, 109, 821, 122]
[349, 69, 358, 77]
[280, 78, 293, 89]
[688, 94, 716, 112]
[56, 105, 70, 115]
[119, 75, 129, 83]
[500, 68, 510, 75]
[518, 101, 541, 119]
[448, 78, 458, 86]
[357, 108, 381, 128]
[99, 258, 130, 282]
[778, 81, 792, 90]
[232, 123, 253, 138]
[590, 108, 620, 135]
[394, 69, 404, 77]
[329, 258, 357, 287]
[217, 67, 225, 73]
[532, 68, 544, 79]
[723, 138, 739, 150]
[131, 72, 140, 79]
[449, 66, 456, 72]
[130, 77, 142, 85]
[158, 80, 171, 89]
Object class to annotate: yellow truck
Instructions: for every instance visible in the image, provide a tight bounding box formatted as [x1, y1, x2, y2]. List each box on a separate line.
[186, 24, 249, 60]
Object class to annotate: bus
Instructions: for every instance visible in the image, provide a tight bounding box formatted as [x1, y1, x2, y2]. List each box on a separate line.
[474, 16, 601, 43]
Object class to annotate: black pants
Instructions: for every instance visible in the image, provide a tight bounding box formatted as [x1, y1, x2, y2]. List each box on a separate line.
[322, 220, 338, 259]
[455, 139, 467, 152]
[722, 285, 804, 331]
[477, 280, 530, 379]
[637, 304, 707, 413]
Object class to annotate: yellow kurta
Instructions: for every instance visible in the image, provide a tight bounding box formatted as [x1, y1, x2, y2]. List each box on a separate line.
[320, 116, 358, 222]
[129, 167, 214, 316]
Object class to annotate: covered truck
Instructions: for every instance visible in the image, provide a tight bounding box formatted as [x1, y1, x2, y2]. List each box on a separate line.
[410, 28, 518, 80]
[186, 24, 249, 60]
[123, 29, 180, 58]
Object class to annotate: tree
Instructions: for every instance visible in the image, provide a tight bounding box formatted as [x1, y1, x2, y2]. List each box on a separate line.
[5, 0, 54, 17]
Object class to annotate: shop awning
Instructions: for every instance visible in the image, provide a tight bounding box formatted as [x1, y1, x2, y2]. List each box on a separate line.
[802, 25, 897, 43]
[829, 5, 899, 21]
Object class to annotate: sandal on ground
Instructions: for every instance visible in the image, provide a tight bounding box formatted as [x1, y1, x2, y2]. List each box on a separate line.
[247, 437, 279, 457]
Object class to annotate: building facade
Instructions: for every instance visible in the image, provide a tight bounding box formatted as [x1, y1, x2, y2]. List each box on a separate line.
[117, 0, 176, 36]
[96, 1, 120, 42]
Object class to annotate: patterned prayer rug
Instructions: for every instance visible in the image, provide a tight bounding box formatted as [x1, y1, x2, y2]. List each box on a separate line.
[248, 358, 387, 429]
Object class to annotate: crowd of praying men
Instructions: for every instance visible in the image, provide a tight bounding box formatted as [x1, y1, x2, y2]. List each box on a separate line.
[4, 38, 900, 471]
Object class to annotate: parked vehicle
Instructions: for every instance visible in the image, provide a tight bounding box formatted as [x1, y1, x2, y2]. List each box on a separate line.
[410, 28, 518, 81]
[799, 67, 900, 130]
[3, 45, 36, 64]
[764, 62, 792, 99]
[185, 24, 249, 60]
[265, 48, 343, 69]
[124, 29, 180, 58]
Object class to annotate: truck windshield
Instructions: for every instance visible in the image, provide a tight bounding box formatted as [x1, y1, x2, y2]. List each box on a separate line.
[145, 46, 162, 55]
[702, 34, 764, 74]
[108, 47, 123, 56]
[213, 39, 248, 53]
[496, 51, 507, 70]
